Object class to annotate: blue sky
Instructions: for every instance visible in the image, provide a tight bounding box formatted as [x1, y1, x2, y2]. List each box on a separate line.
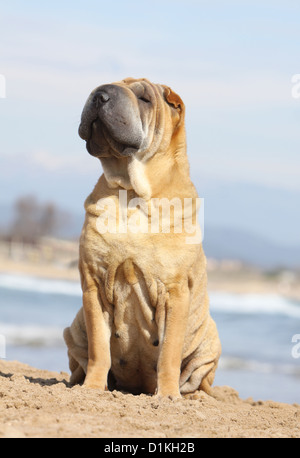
[0, 0, 299, 246]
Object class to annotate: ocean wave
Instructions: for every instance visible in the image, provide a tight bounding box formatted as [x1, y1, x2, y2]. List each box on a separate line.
[219, 355, 300, 378]
[210, 292, 300, 318]
[0, 322, 65, 347]
[0, 273, 81, 297]
[0, 273, 300, 318]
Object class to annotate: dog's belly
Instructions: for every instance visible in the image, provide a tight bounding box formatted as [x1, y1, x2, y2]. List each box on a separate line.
[109, 276, 160, 394]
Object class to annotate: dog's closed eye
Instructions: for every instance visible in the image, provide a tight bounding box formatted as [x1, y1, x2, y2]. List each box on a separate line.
[130, 82, 152, 105]
[138, 96, 151, 104]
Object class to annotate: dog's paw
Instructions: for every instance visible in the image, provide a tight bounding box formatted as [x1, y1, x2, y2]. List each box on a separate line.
[155, 388, 181, 401]
[82, 376, 108, 391]
[183, 390, 210, 401]
[83, 381, 108, 390]
[84, 364, 109, 390]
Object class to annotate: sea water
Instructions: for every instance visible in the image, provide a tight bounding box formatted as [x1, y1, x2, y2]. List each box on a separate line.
[0, 273, 299, 404]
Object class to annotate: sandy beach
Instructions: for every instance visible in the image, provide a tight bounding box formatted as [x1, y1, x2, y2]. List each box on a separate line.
[0, 360, 299, 438]
[0, 243, 300, 438]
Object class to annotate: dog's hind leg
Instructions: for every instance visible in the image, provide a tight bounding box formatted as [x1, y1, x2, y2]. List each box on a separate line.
[182, 360, 219, 400]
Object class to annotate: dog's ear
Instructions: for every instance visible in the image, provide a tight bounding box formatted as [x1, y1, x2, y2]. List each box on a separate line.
[162, 85, 184, 112]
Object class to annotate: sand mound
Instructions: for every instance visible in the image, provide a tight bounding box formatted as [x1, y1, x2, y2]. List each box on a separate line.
[0, 360, 299, 438]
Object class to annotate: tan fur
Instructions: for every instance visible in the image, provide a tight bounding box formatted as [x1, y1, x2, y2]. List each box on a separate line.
[64, 78, 221, 398]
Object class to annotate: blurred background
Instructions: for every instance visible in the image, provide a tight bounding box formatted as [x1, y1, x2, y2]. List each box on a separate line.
[0, 0, 299, 403]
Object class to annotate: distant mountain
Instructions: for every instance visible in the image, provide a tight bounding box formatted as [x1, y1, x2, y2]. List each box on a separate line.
[193, 181, 300, 248]
[203, 226, 300, 270]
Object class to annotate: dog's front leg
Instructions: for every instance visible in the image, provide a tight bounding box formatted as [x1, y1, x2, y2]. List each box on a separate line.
[156, 283, 189, 399]
[82, 282, 111, 390]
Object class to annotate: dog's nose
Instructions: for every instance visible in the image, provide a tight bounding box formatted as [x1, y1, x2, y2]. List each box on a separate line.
[92, 90, 110, 106]
[79, 83, 144, 148]
[91, 84, 128, 108]
[92, 84, 125, 107]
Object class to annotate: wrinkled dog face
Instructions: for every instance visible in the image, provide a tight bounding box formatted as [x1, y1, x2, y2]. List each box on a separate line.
[78, 77, 184, 161]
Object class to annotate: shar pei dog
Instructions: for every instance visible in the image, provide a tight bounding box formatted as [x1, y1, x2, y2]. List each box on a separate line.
[63, 77, 221, 398]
